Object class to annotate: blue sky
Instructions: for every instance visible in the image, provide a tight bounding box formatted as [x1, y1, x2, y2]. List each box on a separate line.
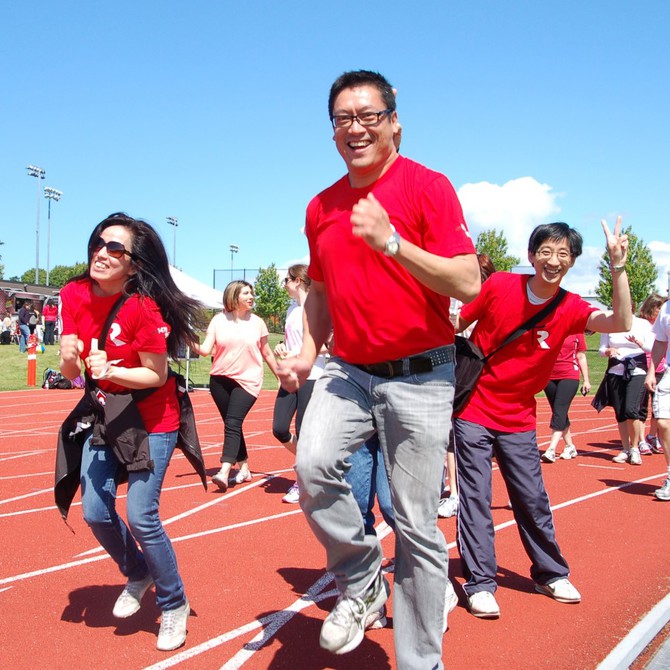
[2, 1, 668, 297]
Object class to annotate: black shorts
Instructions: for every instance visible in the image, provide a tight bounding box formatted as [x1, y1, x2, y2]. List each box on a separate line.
[606, 373, 648, 422]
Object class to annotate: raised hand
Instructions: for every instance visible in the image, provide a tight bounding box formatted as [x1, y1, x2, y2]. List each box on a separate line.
[601, 216, 628, 267]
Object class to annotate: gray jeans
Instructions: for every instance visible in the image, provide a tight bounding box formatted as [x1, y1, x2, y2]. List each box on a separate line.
[296, 355, 454, 670]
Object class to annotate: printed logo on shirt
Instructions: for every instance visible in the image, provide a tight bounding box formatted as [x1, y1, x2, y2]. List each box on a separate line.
[157, 326, 169, 339]
[536, 330, 550, 350]
[109, 322, 126, 346]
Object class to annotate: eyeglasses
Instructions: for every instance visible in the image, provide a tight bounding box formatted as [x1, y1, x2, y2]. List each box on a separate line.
[330, 109, 393, 129]
[536, 248, 572, 262]
[284, 276, 296, 284]
[92, 237, 134, 260]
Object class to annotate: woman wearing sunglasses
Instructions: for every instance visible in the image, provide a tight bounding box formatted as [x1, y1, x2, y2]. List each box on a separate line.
[57, 213, 206, 651]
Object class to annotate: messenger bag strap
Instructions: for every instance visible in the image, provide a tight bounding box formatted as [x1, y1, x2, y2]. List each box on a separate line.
[482, 288, 567, 363]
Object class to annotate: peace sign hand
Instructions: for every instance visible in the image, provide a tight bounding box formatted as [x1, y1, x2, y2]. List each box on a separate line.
[601, 216, 628, 267]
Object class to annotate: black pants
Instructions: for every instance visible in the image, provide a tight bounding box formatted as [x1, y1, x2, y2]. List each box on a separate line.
[272, 379, 315, 443]
[44, 321, 56, 345]
[544, 378, 579, 431]
[209, 375, 257, 464]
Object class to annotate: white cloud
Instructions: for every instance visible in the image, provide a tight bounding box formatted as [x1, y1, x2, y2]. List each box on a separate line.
[457, 177, 561, 260]
[458, 176, 669, 298]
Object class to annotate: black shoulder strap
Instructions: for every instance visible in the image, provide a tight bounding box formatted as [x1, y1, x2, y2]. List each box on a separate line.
[483, 288, 567, 363]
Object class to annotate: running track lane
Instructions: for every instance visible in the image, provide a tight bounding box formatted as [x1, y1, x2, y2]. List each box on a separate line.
[0, 389, 668, 669]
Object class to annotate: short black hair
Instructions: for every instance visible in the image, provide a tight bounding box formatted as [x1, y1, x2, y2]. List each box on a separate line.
[528, 222, 583, 258]
[328, 70, 396, 118]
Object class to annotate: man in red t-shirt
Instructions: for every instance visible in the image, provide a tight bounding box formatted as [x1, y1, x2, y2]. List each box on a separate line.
[454, 219, 632, 620]
[278, 70, 479, 668]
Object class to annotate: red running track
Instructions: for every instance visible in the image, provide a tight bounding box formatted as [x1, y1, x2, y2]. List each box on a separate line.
[1, 389, 668, 669]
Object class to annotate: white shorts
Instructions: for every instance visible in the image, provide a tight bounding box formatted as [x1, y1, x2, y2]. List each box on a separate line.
[652, 371, 670, 420]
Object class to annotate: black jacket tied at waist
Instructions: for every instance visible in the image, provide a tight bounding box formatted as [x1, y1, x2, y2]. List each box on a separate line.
[55, 372, 207, 519]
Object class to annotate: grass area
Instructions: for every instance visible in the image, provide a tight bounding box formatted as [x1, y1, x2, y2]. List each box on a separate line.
[0, 333, 605, 394]
[0, 332, 285, 393]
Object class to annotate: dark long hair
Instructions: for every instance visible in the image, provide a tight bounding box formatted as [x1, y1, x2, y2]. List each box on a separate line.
[71, 212, 206, 357]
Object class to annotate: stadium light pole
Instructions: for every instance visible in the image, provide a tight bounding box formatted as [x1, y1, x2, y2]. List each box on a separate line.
[44, 187, 63, 287]
[230, 244, 239, 281]
[26, 165, 46, 284]
[166, 216, 178, 266]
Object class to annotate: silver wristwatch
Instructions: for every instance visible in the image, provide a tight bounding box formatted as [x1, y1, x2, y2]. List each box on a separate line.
[384, 225, 401, 257]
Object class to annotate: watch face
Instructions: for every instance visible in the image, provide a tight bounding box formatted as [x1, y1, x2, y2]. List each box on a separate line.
[385, 232, 400, 256]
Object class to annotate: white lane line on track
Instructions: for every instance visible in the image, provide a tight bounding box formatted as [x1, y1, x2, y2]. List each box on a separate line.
[0, 470, 52, 480]
[0, 451, 49, 462]
[0, 487, 52, 505]
[134, 475, 666, 669]
[0, 507, 305, 587]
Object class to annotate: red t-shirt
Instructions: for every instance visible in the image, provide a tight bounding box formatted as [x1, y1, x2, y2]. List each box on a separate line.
[42, 304, 58, 323]
[306, 156, 475, 364]
[550, 333, 587, 380]
[59, 280, 179, 432]
[458, 273, 596, 431]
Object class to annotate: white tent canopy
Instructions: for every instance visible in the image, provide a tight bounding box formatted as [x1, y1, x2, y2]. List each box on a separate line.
[169, 266, 223, 310]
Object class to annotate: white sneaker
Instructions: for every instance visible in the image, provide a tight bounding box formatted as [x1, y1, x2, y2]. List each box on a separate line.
[560, 444, 578, 460]
[282, 482, 300, 504]
[212, 468, 229, 491]
[467, 590, 500, 619]
[364, 604, 387, 630]
[157, 600, 190, 651]
[320, 571, 390, 655]
[612, 450, 630, 464]
[443, 580, 459, 632]
[438, 495, 459, 518]
[112, 574, 153, 618]
[638, 440, 653, 456]
[629, 448, 642, 465]
[655, 478, 670, 501]
[541, 447, 556, 463]
[535, 578, 581, 603]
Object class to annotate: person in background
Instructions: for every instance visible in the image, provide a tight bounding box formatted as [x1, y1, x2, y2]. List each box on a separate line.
[645, 298, 670, 500]
[278, 69, 479, 668]
[598, 308, 653, 464]
[194, 280, 279, 491]
[439, 253, 496, 519]
[57, 212, 207, 651]
[541, 333, 591, 463]
[272, 264, 326, 503]
[18, 300, 32, 352]
[638, 293, 667, 454]
[42, 297, 59, 345]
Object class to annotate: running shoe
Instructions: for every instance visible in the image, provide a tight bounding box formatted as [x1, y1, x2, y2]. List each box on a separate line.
[467, 590, 500, 619]
[541, 447, 556, 463]
[113, 574, 153, 618]
[438, 495, 459, 518]
[535, 578, 581, 603]
[612, 450, 630, 464]
[638, 440, 653, 456]
[655, 478, 670, 501]
[629, 448, 642, 465]
[157, 600, 190, 651]
[282, 482, 300, 504]
[319, 571, 390, 654]
[647, 435, 665, 454]
[560, 444, 578, 460]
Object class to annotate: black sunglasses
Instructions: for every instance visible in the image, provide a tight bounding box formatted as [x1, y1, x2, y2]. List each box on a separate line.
[92, 237, 135, 260]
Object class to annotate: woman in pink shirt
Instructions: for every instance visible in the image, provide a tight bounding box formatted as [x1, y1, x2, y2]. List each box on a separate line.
[194, 281, 279, 491]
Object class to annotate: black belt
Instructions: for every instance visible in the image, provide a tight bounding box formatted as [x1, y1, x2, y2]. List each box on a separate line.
[354, 345, 455, 379]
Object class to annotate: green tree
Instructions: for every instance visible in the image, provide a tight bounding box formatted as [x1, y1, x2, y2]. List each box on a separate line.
[595, 227, 658, 310]
[49, 262, 88, 288]
[254, 264, 290, 333]
[20, 268, 46, 285]
[475, 229, 520, 272]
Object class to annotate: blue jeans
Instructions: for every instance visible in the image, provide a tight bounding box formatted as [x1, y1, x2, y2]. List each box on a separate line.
[80, 431, 185, 611]
[296, 355, 454, 670]
[345, 433, 395, 534]
[18, 324, 30, 352]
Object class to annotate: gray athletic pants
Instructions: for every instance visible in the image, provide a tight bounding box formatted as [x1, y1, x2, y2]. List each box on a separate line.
[453, 419, 570, 595]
